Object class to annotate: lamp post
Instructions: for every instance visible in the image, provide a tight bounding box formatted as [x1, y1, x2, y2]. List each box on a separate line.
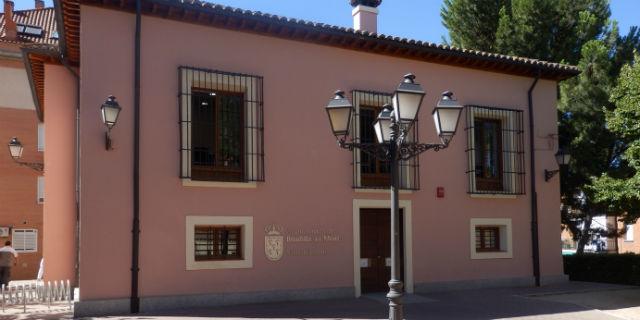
[545, 148, 571, 181]
[325, 74, 463, 320]
[7, 137, 43, 172]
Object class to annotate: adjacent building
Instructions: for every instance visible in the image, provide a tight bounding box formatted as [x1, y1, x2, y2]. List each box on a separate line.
[23, 0, 579, 316]
[0, 0, 56, 281]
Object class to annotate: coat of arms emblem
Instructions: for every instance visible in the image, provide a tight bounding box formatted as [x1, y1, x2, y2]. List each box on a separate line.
[264, 224, 284, 261]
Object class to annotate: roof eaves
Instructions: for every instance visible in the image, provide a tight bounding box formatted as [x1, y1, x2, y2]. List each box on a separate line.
[21, 44, 61, 122]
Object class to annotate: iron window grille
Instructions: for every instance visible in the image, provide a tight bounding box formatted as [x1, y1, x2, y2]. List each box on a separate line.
[194, 225, 242, 261]
[351, 90, 419, 190]
[475, 226, 500, 252]
[465, 106, 525, 195]
[179, 66, 264, 182]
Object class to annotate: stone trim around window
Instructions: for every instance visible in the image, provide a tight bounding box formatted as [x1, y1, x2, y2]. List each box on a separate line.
[185, 216, 253, 270]
[470, 218, 512, 260]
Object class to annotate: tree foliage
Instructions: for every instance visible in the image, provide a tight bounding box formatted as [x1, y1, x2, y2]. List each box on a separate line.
[441, 0, 508, 52]
[441, 0, 610, 64]
[590, 53, 640, 224]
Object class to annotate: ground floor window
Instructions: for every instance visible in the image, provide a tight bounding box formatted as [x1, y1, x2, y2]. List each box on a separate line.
[12, 229, 37, 253]
[470, 218, 512, 259]
[475, 226, 500, 252]
[186, 216, 253, 270]
[194, 226, 242, 261]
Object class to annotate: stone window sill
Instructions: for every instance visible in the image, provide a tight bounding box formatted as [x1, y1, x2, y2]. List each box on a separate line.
[182, 179, 258, 189]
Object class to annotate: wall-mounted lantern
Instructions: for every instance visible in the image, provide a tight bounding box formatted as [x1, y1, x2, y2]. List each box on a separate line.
[7, 137, 43, 172]
[101, 95, 122, 150]
[545, 148, 571, 181]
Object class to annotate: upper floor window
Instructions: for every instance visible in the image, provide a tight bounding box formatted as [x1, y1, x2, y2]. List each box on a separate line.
[37, 176, 44, 204]
[351, 90, 418, 190]
[37, 123, 45, 152]
[626, 224, 634, 242]
[466, 106, 524, 195]
[179, 67, 264, 183]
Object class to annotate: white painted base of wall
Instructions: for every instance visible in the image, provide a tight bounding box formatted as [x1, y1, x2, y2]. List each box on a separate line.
[74, 286, 354, 318]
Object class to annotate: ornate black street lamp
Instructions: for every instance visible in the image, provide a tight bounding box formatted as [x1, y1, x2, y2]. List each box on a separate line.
[325, 74, 463, 320]
[545, 148, 571, 181]
[101, 95, 122, 150]
[7, 137, 43, 172]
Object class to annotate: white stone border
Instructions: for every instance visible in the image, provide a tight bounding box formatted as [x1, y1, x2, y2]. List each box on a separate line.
[352, 199, 413, 297]
[185, 216, 253, 270]
[469, 218, 512, 260]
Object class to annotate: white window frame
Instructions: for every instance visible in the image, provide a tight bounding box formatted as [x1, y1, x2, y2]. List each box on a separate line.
[470, 218, 512, 259]
[185, 216, 253, 270]
[37, 122, 45, 151]
[12, 229, 38, 253]
[626, 224, 634, 242]
[179, 68, 261, 187]
[467, 107, 521, 194]
[37, 176, 44, 204]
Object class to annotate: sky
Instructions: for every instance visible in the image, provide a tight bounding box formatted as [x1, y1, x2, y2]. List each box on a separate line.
[9, 0, 640, 45]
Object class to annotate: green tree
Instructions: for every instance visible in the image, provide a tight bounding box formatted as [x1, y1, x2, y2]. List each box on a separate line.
[441, 0, 508, 52]
[590, 53, 640, 226]
[559, 27, 640, 253]
[558, 40, 618, 253]
[442, 0, 610, 64]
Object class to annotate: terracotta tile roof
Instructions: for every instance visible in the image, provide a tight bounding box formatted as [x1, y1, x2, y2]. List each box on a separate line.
[58, 0, 578, 80]
[0, 7, 58, 45]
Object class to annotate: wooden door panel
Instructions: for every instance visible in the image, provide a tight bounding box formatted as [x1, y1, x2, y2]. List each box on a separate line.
[360, 208, 404, 294]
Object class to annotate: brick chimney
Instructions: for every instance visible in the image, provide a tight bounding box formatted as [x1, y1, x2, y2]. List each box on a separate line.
[3, 0, 17, 40]
[35, 0, 44, 10]
[350, 0, 381, 33]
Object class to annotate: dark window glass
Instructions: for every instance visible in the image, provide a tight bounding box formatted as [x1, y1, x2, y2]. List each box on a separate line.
[360, 106, 390, 187]
[191, 90, 243, 182]
[474, 119, 503, 191]
[194, 226, 242, 261]
[475, 226, 500, 252]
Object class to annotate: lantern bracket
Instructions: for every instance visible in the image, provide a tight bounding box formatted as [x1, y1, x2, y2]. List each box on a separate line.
[544, 169, 559, 182]
[106, 129, 113, 150]
[12, 159, 44, 172]
[336, 138, 448, 161]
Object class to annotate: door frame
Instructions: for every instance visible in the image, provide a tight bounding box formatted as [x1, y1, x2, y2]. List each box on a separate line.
[353, 199, 413, 297]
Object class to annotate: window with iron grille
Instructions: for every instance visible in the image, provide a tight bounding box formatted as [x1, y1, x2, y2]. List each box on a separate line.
[194, 226, 242, 261]
[465, 106, 524, 195]
[351, 90, 419, 190]
[179, 67, 264, 182]
[475, 226, 500, 252]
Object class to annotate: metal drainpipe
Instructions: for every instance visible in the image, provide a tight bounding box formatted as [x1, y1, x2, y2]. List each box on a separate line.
[131, 0, 142, 314]
[528, 70, 541, 287]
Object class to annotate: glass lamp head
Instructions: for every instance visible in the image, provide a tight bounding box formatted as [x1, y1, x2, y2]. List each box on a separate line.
[325, 90, 353, 140]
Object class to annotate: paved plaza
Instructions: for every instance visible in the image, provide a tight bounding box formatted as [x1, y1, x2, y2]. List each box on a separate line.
[1, 282, 639, 319]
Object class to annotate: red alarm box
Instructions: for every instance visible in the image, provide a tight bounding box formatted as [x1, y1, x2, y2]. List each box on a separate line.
[437, 187, 445, 198]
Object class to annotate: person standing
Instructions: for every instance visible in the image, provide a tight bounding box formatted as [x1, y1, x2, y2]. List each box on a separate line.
[0, 240, 18, 287]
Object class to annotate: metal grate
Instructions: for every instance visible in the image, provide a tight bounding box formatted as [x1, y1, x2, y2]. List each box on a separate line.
[351, 90, 419, 190]
[179, 66, 264, 182]
[465, 106, 525, 195]
[194, 226, 242, 261]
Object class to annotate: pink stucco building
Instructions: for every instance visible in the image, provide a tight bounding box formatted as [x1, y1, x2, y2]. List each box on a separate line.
[24, 0, 579, 317]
